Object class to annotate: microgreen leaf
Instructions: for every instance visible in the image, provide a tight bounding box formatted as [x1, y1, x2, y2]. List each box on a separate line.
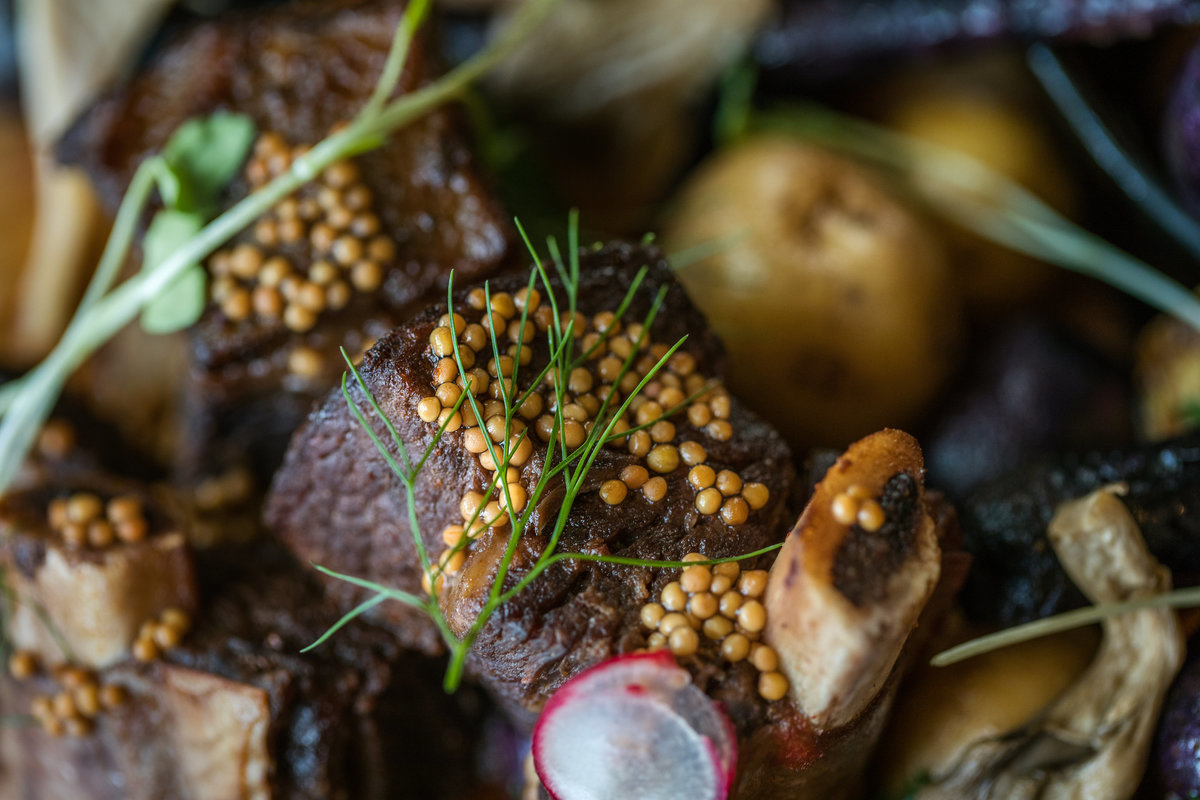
[161, 111, 256, 214]
[139, 210, 207, 334]
[0, 0, 558, 497]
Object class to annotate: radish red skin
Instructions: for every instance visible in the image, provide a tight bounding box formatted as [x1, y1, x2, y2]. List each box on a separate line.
[533, 651, 738, 800]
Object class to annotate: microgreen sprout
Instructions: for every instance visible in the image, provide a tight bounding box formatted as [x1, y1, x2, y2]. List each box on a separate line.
[308, 214, 782, 692]
[0, 0, 559, 496]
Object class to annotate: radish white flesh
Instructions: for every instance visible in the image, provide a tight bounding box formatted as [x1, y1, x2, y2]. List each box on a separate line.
[533, 650, 737, 800]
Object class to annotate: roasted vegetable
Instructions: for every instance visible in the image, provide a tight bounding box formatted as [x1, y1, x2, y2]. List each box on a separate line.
[1157, 646, 1200, 800]
[661, 137, 962, 448]
[1136, 295, 1200, 441]
[1165, 39, 1200, 221]
[886, 75, 1071, 310]
[960, 433, 1200, 625]
[926, 319, 1129, 500]
[756, 0, 1200, 85]
[876, 624, 1098, 798]
[484, 0, 771, 231]
[919, 485, 1185, 799]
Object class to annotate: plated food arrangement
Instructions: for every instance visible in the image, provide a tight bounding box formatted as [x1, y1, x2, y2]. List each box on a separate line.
[2, 1, 1200, 798]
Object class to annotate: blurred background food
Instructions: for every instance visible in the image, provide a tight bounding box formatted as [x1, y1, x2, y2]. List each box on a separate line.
[661, 137, 961, 448]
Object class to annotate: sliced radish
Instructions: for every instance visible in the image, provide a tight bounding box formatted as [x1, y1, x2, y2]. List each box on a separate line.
[532, 650, 737, 800]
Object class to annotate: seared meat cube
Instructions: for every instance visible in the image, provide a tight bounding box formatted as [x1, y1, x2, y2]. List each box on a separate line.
[58, 0, 511, 494]
[0, 477, 197, 670]
[266, 241, 796, 720]
[0, 543, 502, 800]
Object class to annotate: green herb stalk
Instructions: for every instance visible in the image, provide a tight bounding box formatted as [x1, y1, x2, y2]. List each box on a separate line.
[0, 0, 558, 495]
[308, 214, 781, 692]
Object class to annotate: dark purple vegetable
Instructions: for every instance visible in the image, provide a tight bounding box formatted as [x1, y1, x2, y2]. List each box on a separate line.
[756, 0, 1200, 83]
[1031, 44, 1200, 268]
[959, 433, 1200, 625]
[1157, 647, 1200, 799]
[924, 319, 1130, 501]
[1165, 39, 1200, 222]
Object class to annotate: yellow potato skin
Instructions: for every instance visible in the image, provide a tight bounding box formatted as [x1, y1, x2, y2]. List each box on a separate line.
[874, 625, 1099, 797]
[663, 137, 962, 448]
[889, 92, 1073, 311]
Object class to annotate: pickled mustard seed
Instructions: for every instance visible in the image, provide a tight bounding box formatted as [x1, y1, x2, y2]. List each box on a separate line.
[208, 134, 401, 347]
[642, 477, 668, 502]
[638, 555, 788, 700]
[829, 483, 887, 532]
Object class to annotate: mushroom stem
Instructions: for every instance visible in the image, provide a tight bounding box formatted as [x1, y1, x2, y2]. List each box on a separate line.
[920, 485, 1185, 799]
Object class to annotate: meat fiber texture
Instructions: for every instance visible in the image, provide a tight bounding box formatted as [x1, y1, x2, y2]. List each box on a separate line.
[57, 0, 511, 486]
[0, 543, 500, 800]
[266, 242, 796, 722]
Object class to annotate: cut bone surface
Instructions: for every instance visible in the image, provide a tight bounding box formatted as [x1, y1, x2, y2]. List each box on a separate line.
[921, 485, 1186, 800]
[764, 428, 941, 730]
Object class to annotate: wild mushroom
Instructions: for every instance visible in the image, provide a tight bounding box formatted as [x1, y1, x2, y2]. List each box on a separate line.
[919, 485, 1185, 799]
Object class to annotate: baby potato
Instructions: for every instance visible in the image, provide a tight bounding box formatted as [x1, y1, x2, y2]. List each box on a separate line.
[874, 624, 1098, 797]
[888, 89, 1074, 311]
[662, 137, 962, 448]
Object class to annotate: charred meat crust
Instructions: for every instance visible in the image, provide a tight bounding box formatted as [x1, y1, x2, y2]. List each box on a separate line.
[832, 471, 919, 607]
[266, 241, 796, 723]
[961, 432, 1200, 624]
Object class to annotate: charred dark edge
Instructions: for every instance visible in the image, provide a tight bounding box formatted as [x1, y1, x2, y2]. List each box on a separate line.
[831, 471, 920, 607]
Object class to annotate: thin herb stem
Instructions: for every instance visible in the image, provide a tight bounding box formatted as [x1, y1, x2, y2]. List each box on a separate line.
[502, 543, 785, 603]
[0, 0, 559, 497]
[78, 158, 164, 317]
[1027, 44, 1200, 265]
[311, 564, 429, 610]
[930, 585, 1200, 667]
[341, 372, 410, 485]
[302, 593, 388, 653]
[361, 0, 431, 119]
[756, 104, 1200, 333]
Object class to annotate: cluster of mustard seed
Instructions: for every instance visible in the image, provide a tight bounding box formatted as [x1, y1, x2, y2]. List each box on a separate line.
[640, 554, 789, 702]
[830, 483, 886, 532]
[46, 492, 149, 549]
[131, 607, 191, 663]
[415, 287, 771, 593]
[207, 131, 397, 377]
[9, 654, 128, 738]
